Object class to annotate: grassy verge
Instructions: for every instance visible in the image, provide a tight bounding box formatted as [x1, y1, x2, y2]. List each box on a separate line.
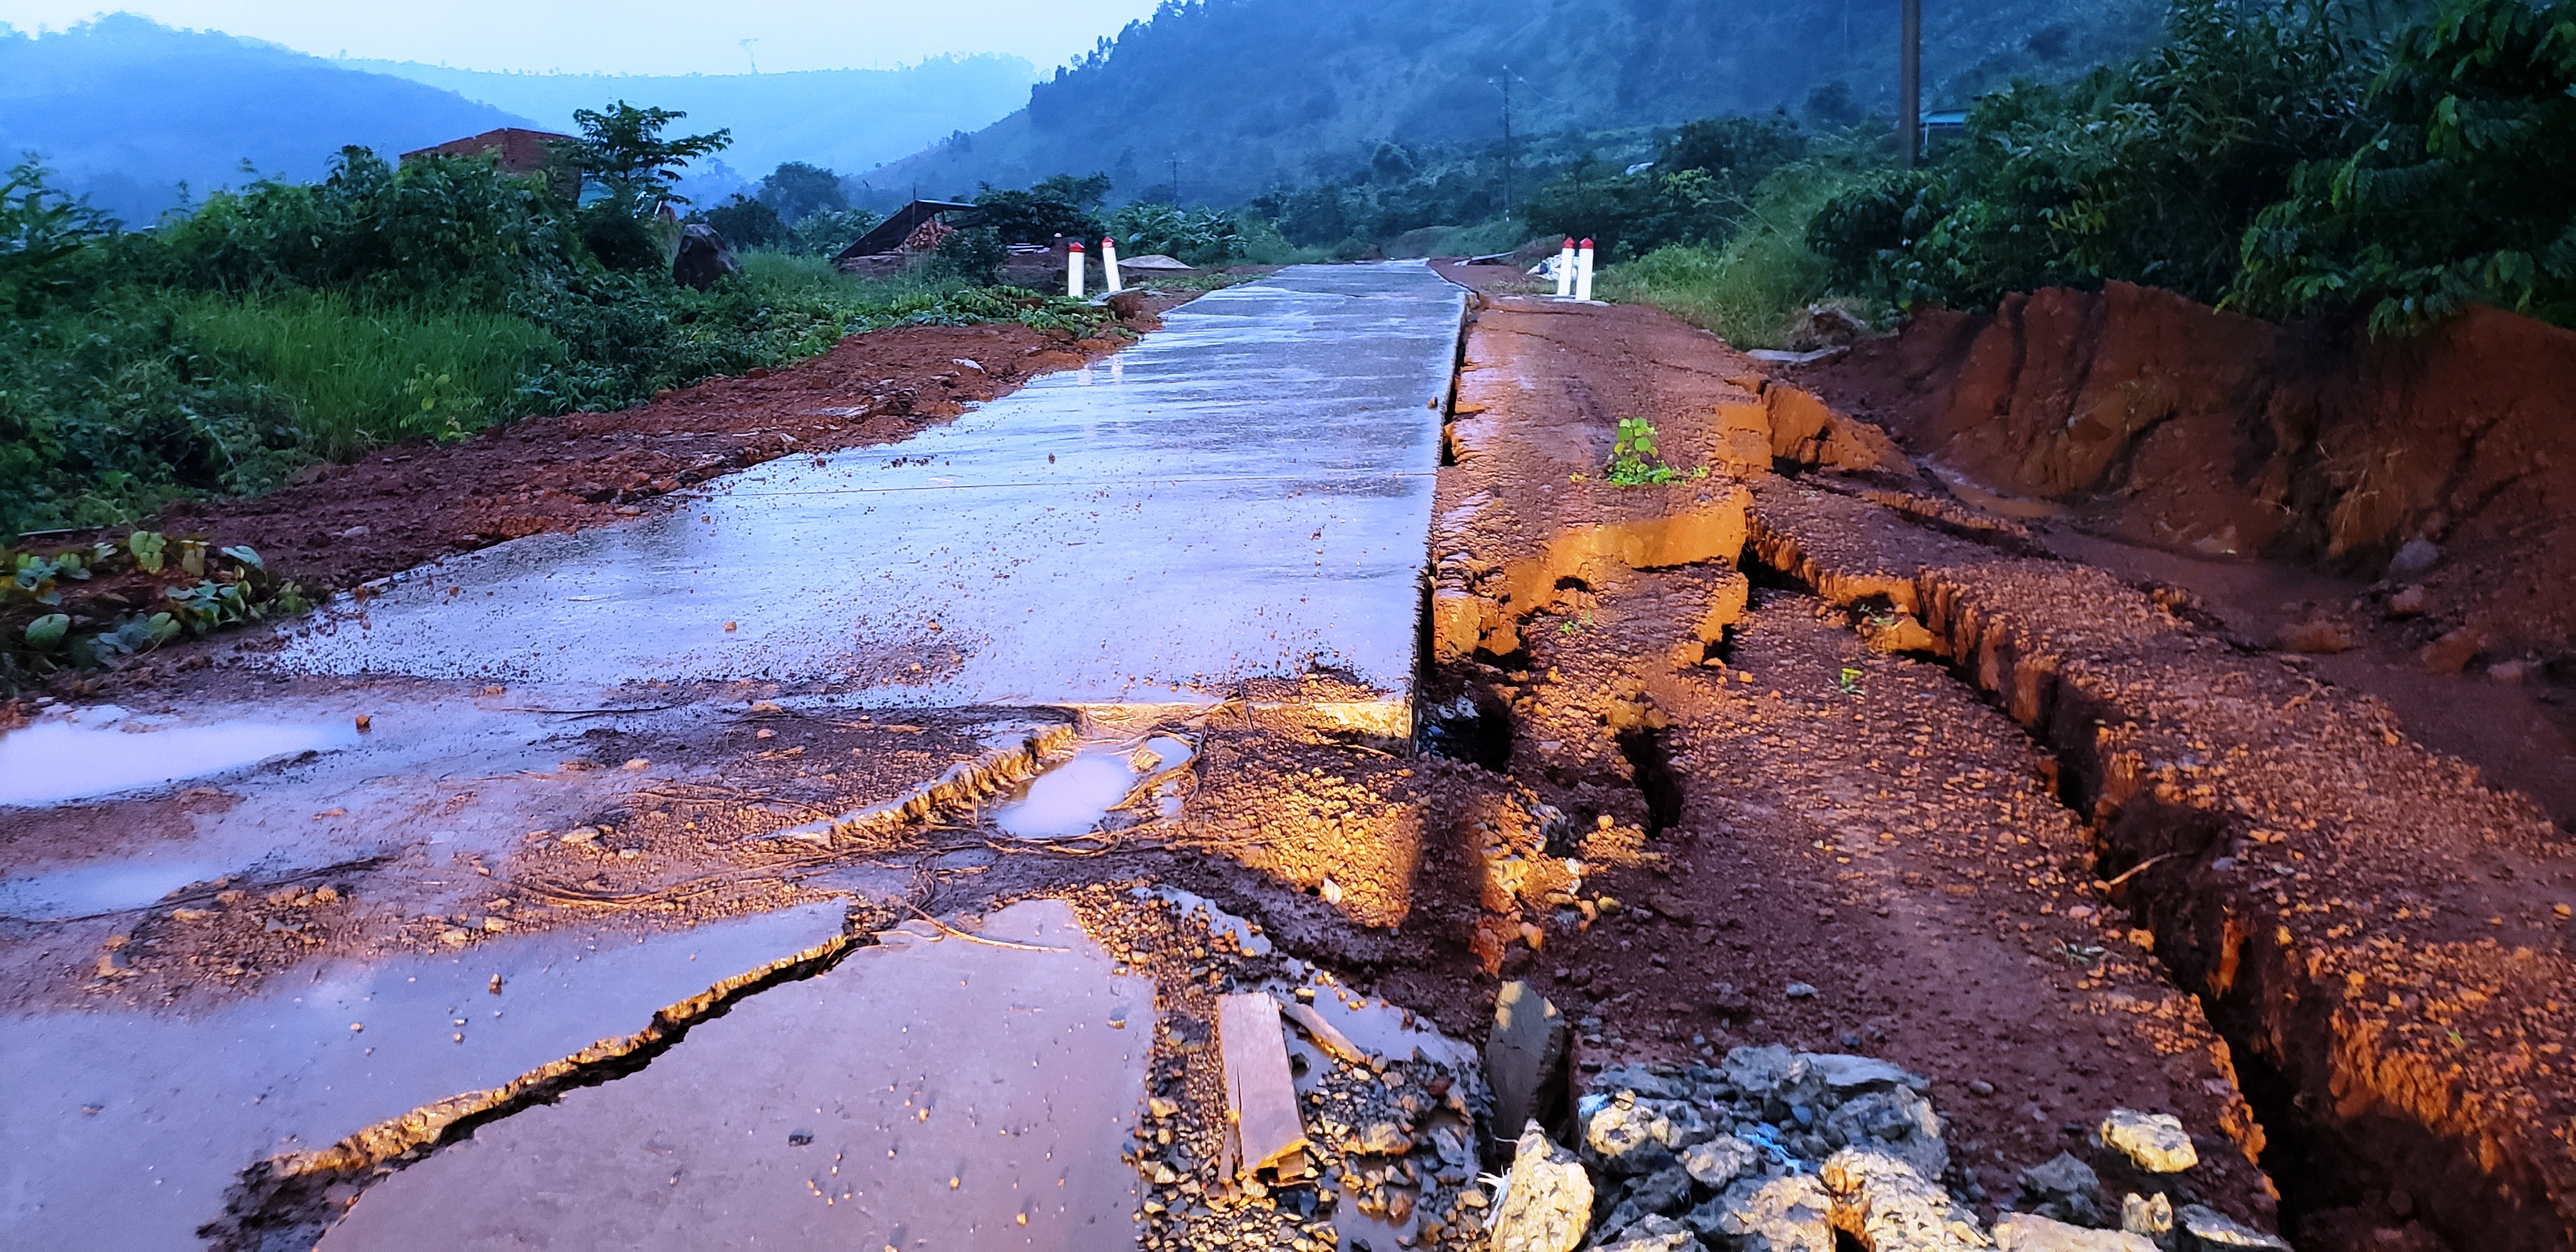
[1597, 163, 1857, 350]
[178, 291, 556, 462]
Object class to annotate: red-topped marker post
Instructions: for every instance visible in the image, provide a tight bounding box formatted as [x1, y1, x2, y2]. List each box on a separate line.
[1554, 237, 1577, 298]
[1067, 240, 1085, 300]
[1102, 236, 1123, 294]
[1575, 237, 1596, 302]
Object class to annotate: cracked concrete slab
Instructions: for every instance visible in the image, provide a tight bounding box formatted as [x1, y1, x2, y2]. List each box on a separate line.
[316, 899, 1151, 1249]
[0, 902, 849, 1248]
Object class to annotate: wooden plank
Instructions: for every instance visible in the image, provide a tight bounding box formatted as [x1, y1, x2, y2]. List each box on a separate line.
[1216, 992, 1308, 1176]
[1274, 995, 1369, 1067]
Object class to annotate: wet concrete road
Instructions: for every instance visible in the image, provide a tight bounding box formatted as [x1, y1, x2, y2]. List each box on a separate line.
[269, 263, 1466, 717]
[1, 905, 850, 1249]
[1, 265, 1467, 1247]
[316, 901, 1151, 1251]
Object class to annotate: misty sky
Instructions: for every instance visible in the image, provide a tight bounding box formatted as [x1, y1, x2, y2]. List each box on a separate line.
[0, 0, 1167, 74]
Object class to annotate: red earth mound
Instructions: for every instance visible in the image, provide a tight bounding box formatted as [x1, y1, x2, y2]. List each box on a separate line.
[1795, 282, 2576, 667]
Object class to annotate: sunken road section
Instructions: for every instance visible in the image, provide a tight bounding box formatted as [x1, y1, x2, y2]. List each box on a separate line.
[1420, 273, 2576, 1249]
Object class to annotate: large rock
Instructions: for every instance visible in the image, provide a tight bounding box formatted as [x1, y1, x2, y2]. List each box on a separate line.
[1682, 1134, 1763, 1189]
[1687, 1174, 1836, 1252]
[1489, 1122, 1593, 1252]
[2014, 1152, 2103, 1227]
[1581, 1088, 1720, 1175]
[1595, 1165, 1695, 1237]
[1596, 1214, 1698, 1251]
[2174, 1205, 2292, 1251]
[1804, 1053, 1926, 1096]
[2097, 1110, 2198, 1174]
[2120, 1192, 2174, 1242]
[672, 224, 739, 290]
[1992, 1212, 2157, 1251]
[1488, 981, 1568, 1148]
[1820, 1149, 1991, 1251]
[1825, 1088, 1947, 1179]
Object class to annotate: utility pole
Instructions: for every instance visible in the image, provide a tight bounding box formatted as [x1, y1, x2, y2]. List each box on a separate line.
[1496, 66, 1516, 216]
[1898, 0, 1922, 168]
[1169, 153, 1181, 206]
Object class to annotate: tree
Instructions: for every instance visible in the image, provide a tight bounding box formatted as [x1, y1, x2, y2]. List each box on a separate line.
[756, 162, 848, 225]
[549, 102, 732, 218]
[703, 194, 788, 250]
[970, 173, 1113, 244]
[2233, 0, 2576, 331]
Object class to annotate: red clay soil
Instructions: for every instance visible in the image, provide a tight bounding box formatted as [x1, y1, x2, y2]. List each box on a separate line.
[1791, 281, 2576, 669]
[16, 300, 1182, 687]
[1407, 274, 2279, 1227]
[1396, 265, 2576, 1249]
[1785, 282, 2576, 832]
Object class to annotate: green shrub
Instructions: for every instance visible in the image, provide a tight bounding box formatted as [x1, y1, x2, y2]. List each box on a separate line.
[1523, 115, 1807, 261]
[1809, 0, 2375, 310]
[2233, 0, 2576, 330]
[1603, 164, 1853, 348]
[1107, 202, 1245, 266]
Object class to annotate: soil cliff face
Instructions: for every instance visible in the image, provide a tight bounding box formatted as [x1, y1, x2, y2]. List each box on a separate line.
[1800, 282, 2576, 660]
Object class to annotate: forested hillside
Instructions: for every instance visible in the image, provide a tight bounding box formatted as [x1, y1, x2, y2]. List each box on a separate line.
[869, 0, 2160, 203]
[0, 16, 532, 225]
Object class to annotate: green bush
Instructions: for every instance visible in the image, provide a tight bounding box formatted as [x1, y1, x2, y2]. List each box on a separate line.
[1107, 202, 1245, 266]
[1602, 163, 1854, 348]
[2233, 0, 2576, 330]
[1523, 115, 1808, 261]
[1809, 0, 2375, 311]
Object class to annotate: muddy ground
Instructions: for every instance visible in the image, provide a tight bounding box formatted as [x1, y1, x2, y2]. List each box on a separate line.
[6, 264, 2574, 1251]
[12, 294, 1184, 695]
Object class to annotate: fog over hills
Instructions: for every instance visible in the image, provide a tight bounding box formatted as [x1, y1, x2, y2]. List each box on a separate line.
[2, 15, 1038, 225]
[0, 15, 533, 224]
[349, 56, 1039, 198]
[869, 0, 2159, 203]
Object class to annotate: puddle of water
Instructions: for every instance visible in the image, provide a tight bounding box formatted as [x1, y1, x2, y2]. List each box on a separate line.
[0, 708, 356, 807]
[318, 899, 1153, 1251]
[992, 735, 1193, 839]
[0, 857, 231, 920]
[0, 903, 848, 1248]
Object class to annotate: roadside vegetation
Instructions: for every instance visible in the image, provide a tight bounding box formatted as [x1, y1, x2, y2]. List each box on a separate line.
[0, 104, 1112, 540]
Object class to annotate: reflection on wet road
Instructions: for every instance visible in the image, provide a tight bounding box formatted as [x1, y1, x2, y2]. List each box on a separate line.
[266, 263, 1466, 711]
[316, 901, 1150, 1250]
[0, 904, 848, 1248]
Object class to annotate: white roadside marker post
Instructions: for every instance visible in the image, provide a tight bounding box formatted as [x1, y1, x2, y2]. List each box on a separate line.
[1068, 240, 1086, 300]
[1554, 237, 1576, 298]
[1102, 236, 1123, 293]
[1575, 236, 1596, 302]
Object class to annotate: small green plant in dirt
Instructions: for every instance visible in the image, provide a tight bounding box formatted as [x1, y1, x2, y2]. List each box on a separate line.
[5, 530, 305, 687]
[1602, 418, 1706, 486]
[1836, 666, 1866, 695]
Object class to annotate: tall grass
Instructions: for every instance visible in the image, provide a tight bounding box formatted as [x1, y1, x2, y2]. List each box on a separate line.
[1598, 164, 1853, 349]
[178, 291, 556, 461]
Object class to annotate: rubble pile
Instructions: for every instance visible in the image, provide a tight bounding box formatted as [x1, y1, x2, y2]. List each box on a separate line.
[1082, 887, 1496, 1251]
[1485, 1048, 2288, 1252]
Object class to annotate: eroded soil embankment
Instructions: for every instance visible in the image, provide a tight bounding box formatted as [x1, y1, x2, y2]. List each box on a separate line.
[1419, 265, 2576, 1249]
[1793, 280, 2576, 666]
[1750, 476, 2576, 1250]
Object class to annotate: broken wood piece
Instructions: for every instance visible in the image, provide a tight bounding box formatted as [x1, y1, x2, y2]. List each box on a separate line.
[1216, 991, 1308, 1177]
[1274, 994, 1368, 1067]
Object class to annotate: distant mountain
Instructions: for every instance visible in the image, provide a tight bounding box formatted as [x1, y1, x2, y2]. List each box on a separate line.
[348, 57, 1040, 197]
[868, 0, 2161, 204]
[0, 15, 535, 225]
